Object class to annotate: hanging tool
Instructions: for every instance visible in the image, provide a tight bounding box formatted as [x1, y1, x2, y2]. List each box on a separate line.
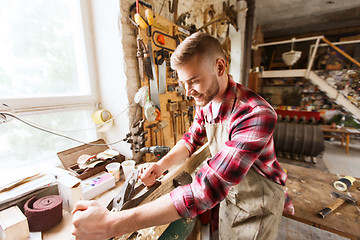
[137, 37, 152, 81]
[167, 85, 176, 92]
[167, 101, 179, 145]
[152, 31, 179, 52]
[174, 112, 179, 141]
[168, 0, 179, 22]
[155, 49, 170, 65]
[157, 34, 166, 45]
[107, 168, 161, 211]
[134, 13, 148, 29]
[188, 105, 194, 126]
[145, 8, 169, 34]
[144, 100, 157, 122]
[158, 59, 168, 94]
[147, 41, 161, 110]
[136, 42, 144, 82]
[178, 101, 187, 134]
[139, 146, 170, 160]
[133, 118, 145, 130]
[155, 49, 170, 94]
[128, 0, 154, 36]
[153, 129, 160, 145]
[317, 191, 357, 218]
[155, 49, 170, 95]
[156, 51, 169, 96]
[182, 111, 188, 133]
[168, 65, 177, 79]
[146, 123, 157, 146]
[157, 120, 168, 146]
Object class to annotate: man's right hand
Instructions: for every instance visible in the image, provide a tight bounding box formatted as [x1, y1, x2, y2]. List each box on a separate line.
[140, 163, 164, 186]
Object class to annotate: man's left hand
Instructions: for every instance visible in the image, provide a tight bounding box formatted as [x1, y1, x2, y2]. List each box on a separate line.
[72, 200, 118, 240]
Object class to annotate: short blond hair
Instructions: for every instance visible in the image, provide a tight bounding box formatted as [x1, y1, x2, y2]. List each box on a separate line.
[170, 31, 226, 70]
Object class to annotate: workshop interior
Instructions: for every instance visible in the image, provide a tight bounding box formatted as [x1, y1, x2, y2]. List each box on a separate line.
[0, 0, 360, 239]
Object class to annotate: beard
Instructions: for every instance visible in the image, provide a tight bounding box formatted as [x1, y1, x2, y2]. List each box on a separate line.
[194, 74, 220, 107]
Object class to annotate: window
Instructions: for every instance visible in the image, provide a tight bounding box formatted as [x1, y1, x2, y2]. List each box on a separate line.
[0, 0, 98, 177]
[0, 110, 97, 171]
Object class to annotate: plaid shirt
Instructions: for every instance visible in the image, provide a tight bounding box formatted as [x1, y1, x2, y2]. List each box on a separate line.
[170, 75, 294, 218]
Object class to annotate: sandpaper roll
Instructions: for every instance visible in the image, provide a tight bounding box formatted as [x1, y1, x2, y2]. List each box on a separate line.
[24, 195, 63, 232]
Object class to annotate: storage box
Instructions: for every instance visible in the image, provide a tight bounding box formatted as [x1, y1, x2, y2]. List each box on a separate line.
[57, 174, 83, 212]
[81, 172, 115, 200]
[57, 139, 124, 180]
[0, 206, 29, 240]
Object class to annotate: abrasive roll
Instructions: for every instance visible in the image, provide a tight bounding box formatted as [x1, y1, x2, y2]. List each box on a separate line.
[24, 195, 63, 232]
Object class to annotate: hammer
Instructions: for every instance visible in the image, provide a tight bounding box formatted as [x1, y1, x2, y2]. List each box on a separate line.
[317, 191, 358, 218]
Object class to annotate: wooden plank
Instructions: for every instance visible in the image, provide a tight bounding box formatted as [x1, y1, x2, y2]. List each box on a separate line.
[261, 69, 307, 78]
[322, 37, 360, 68]
[120, 143, 210, 240]
[281, 163, 360, 239]
[248, 72, 261, 93]
[141, 143, 210, 204]
[43, 144, 210, 240]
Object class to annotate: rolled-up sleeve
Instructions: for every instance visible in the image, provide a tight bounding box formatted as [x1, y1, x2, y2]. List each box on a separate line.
[170, 106, 277, 218]
[180, 106, 207, 155]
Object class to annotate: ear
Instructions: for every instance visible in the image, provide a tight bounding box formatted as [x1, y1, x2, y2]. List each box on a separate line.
[215, 58, 226, 76]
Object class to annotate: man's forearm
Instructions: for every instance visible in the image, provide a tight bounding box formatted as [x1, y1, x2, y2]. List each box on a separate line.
[108, 194, 182, 237]
[157, 142, 190, 171]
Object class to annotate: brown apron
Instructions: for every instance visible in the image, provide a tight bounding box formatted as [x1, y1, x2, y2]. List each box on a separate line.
[205, 120, 284, 240]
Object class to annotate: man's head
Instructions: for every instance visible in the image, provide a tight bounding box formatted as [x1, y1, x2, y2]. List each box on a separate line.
[170, 32, 228, 106]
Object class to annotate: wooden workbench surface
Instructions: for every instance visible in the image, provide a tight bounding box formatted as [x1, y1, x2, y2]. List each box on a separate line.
[42, 178, 169, 240]
[281, 163, 360, 239]
[42, 179, 125, 240]
[43, 144, 210, 239]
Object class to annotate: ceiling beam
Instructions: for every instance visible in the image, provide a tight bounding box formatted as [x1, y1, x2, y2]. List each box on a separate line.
[262, 7, 360, 39]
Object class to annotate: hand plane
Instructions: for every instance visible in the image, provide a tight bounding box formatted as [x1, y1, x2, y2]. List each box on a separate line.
[107, 168, 161, 211]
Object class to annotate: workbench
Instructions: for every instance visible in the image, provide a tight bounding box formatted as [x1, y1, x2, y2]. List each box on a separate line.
[40, 148, 360, 239]
[321, 125, 360, 154]
[42, 178, 170, 240]
[282, 163, 360, 239]
[42, 144, 210, 239]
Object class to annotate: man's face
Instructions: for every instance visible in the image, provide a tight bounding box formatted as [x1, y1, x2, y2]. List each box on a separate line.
[177, 56, 220, 107]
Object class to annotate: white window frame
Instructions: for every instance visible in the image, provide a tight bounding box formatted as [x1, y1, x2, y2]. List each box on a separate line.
[0, 0, 99, 114]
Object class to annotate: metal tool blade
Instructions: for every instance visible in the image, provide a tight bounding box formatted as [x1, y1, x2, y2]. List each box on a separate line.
[147, 41, 161, 110]
[120, 180, 161, 210]
[158, 61, 167, 94]
[137, 56, 144, 82]
[107, 168, 139, 211]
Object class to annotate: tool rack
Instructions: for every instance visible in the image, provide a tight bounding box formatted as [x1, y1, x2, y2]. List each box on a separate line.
[133, 4, 195, 162]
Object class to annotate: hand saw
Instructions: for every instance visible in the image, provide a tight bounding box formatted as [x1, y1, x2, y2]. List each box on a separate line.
[147, 41, 161, 111]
